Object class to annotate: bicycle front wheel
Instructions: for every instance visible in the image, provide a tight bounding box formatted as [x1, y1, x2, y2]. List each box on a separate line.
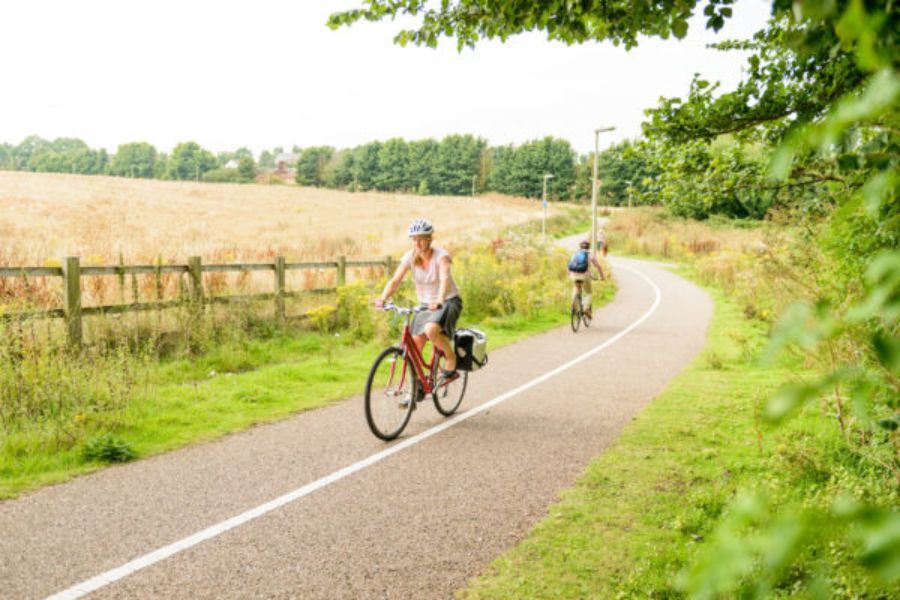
[570, 300, 582, 332]
[365, 347, 417, 441]
[433, 353, 468, 416]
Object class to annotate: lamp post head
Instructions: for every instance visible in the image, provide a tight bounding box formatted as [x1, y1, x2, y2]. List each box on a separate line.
[595, 126, 616, 134]
[544, 174, 554, 180]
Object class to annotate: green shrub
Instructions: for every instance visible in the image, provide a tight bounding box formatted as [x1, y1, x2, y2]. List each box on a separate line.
[82, 433, 135, 463]
[200, 168, 250, 183]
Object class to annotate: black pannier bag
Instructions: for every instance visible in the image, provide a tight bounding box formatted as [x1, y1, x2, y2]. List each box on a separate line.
[453, 328, 488, 371]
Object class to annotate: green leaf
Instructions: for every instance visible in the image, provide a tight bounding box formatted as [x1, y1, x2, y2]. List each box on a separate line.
[848, 251, 900, 322]
[672, 19, 688, 39]
[861, 171, 896, 215]
[877, 416, 899, 431]
[858, 510, 900, 583]
[769, 144, 796, 181]
[872, 333, 900, 371]
[765, 381, 822, 422]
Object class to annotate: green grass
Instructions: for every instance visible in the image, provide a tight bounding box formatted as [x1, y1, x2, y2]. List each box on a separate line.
[0, 282, 615, 499]
[460, 267, 897, 598]
[459, 283, 800, 598]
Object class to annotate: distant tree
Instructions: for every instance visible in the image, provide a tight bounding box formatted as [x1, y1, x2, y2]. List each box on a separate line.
[237, 156, 256, 180]
[109, 142, 158, 178]
[295, 146, 334, 186]
[154, 153, 169, 178]
[375, 138, 410, 191]
[234, 147, 253, 162]
[486, 137, 574, 199]
[486, 145, 515, 194]
[0, 143, 14, 170]
[166, 141, 217, 180]
[407, 138, 439, 194]
[216, 147, 254, 168]
[26, 138, 107, 175]
[432, 134, 486, 195]
[326, 149, 356, 189]
[258, 150, 275, 169]
[597, 140, 660, 206]
[14, 135, 51, 170]
[353, 142, 383, 190]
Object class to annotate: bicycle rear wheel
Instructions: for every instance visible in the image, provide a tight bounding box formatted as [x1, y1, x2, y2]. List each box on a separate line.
[570, 298, 582, 332]
[433, 353, 468, 416]
[364, 346, 417, 441]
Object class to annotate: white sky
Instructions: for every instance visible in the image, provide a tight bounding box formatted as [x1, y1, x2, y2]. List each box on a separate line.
[0, 0, 771, 156]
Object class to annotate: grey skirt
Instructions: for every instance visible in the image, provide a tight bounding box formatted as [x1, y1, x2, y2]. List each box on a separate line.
[411, 296, 463, 338]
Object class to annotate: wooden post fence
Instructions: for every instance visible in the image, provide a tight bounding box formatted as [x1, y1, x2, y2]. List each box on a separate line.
[0, 254, 397, 336]
[336, 255, 346, 287]
[187, 256, 203, 308]
[274, 256, 286, 322]
[63, 256, 82, 348]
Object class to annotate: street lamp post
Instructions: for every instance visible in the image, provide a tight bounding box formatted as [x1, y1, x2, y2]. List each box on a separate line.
[542, 173, 554, 240]
[591, 126, 615, 253]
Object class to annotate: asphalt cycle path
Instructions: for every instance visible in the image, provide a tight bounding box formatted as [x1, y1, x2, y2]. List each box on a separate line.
[0, 254, 712, 599]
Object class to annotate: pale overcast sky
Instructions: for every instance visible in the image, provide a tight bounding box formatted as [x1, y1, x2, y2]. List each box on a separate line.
[1, 0, 771, 156]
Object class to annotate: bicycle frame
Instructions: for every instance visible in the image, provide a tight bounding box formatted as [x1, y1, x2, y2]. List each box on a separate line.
[572, 280, 584, 303]
[391, 308, 442, 397]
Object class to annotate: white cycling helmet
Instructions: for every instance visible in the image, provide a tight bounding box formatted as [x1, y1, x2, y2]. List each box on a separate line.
[407, 218, 434, 237]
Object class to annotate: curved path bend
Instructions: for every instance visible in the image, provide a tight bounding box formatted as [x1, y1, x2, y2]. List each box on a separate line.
[0, 254, 712, 599]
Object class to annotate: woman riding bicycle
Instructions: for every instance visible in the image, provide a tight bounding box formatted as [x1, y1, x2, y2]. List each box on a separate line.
[375, 219, 462, 380]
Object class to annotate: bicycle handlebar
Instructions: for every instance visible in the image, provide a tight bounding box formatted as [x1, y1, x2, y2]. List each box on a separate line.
[381, 302, 428, 315]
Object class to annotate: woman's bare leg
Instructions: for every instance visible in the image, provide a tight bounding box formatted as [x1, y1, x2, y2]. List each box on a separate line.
[424, 323, 456, 371]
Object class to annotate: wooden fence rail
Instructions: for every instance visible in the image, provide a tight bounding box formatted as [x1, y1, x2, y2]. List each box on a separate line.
[0, 255, 395, 347]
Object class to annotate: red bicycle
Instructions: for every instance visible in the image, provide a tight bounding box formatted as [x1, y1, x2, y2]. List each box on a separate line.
[364, 303, 468, 440]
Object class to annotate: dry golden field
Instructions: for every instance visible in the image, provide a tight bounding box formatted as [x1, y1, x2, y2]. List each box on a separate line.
[0, 171, 547, 266]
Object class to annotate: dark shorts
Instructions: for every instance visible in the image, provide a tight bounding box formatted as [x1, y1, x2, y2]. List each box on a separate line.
[411, 296, 463, 338]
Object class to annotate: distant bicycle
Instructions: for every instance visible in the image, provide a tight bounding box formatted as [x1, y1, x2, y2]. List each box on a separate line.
[570, 278, 595, 333]
[365, 303, 468, 440]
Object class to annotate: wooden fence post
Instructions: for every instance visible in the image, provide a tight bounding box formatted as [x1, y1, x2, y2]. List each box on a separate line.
[274, 256, 286, 322]
[336, 255, 346, 287]
[384, 255, 393, 276]
[187, 256, 203, 308]
[63, 256, 82, 348]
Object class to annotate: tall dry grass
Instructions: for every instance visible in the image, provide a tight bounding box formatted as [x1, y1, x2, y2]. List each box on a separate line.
[0, 171, 547, 311]
[606, 208, 840, 330]
[0, 171, 543, 264]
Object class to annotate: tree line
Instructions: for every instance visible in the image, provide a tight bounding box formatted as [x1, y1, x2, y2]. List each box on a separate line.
[0, 133, 659, 206]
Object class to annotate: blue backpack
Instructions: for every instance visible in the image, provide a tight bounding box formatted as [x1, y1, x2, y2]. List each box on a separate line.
[567, 250, 589, 273]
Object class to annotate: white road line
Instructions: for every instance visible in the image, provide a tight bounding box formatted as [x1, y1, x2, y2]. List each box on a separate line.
[47, 265, 661, 600]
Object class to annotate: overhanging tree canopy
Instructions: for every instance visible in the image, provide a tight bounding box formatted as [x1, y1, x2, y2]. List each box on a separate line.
[328, 0, 739, 50]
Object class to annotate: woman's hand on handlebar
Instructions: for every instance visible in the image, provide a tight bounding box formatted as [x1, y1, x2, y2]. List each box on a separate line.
[374, 298, 386, 309]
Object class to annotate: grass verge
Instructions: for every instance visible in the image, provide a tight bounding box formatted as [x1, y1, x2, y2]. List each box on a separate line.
[468, 208, 899, 597]
[458, 282, 776, 598]
[0, 305, 610, 499]
[459, 271, 895, 598]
